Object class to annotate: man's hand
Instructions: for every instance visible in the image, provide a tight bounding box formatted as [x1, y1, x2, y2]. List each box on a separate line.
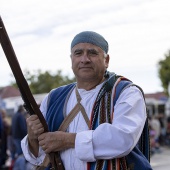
[26, 115, 44, 157]
[38, 131, 76, 154]
[26, 115, 76, 155]
[27, 115, 44, 140]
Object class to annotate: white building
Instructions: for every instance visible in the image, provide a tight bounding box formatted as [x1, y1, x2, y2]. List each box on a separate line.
[2, 93, 47, 116]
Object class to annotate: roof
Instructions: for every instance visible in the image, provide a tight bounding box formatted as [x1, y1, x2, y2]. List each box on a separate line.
[145, 92, 168, 102]
[0, 86, 20, 99]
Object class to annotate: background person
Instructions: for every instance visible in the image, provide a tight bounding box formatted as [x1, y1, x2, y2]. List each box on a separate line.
[11, 105, 28, 170]
[11, 105, 27, 157]
[0, 109, 10, 168]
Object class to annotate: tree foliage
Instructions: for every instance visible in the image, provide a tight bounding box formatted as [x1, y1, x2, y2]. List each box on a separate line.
[158, 50, 170, 95]
[11, 69, 76, 94]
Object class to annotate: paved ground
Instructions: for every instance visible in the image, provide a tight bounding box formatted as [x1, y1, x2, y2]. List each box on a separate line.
[150, 146, 170, 170]
[2, 146, 170, 170]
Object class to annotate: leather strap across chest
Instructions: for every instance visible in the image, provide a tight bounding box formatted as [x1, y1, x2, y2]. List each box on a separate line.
[58, 87, 90, 131]
[40, 87, 90, 170]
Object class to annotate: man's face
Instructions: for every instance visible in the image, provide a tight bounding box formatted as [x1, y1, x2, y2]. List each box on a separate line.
[71, 43, 109, 82]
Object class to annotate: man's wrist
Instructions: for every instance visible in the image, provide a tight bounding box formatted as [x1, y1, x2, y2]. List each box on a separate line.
[28, 136, 39, 157]
[65, 133, 76, 148]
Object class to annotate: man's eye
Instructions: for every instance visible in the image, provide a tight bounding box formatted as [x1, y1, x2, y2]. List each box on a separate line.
[89, 50, 98, 55]
[74, 51, 82, 55]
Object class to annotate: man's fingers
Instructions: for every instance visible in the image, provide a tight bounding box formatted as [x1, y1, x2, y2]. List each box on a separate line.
[27, 114, 39, 121]
[27, 115, 44, 140]
[38, 133, 46, 143]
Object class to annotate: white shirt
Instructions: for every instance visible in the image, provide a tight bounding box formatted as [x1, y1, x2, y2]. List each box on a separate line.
[21, 83, 146, 170]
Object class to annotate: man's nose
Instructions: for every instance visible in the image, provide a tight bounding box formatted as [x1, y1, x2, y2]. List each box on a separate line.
[80, 54, 90, 62]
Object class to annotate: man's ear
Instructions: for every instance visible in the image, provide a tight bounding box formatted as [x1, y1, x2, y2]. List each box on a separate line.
[105, 54, 110, 68]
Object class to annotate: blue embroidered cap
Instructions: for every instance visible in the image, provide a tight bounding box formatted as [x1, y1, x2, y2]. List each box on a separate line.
[71, 31, 108, 53]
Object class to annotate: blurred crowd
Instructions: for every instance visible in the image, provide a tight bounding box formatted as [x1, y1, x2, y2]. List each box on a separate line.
[149, 113, 170, 155]
[0, 106, 32, 170]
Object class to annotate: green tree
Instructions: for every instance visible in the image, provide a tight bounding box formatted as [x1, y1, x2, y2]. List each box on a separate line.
[158, 50, 170, 95]
[11, 69, 75, 94]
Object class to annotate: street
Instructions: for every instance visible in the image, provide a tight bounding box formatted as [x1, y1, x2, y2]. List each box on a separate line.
[150, 146, 170, 170]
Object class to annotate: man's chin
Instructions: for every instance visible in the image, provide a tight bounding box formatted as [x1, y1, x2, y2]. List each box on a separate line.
[78, 74, 94, 81]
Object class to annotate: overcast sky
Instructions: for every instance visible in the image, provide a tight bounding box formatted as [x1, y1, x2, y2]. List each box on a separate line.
[0, 0, 170, 93]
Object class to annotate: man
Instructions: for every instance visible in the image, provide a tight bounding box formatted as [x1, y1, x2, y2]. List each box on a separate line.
[21, 31, 152, 170]
[0, 111, 3, 166]
[12, 105, 27, 157]
[11, 105, 28, 170]
[0, 109, 10, 168]
[0, 111, 2, 142]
